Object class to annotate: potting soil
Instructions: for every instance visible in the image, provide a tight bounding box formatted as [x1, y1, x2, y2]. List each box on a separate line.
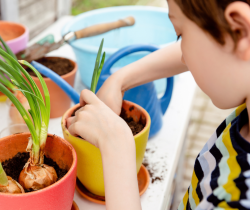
[26, 57, 74, 77]
[120, 107, 145, 135]
[2, 152, 68, 192]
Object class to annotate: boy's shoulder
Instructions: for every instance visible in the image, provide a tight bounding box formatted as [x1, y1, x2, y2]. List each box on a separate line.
[179, 104, 250, 210]
[200, 103, 247, 155]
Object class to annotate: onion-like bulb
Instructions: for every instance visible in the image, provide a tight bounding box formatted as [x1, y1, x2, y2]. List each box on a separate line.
[19, 164, 57, 191]
[0, 176, 25, 194]
[8, 90, 30, 124]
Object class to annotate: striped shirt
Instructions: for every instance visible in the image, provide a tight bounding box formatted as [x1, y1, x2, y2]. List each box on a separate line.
[178, 104, 250, 210]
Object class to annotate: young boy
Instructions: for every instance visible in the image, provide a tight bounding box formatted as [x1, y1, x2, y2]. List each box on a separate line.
[67, 0, 250, 209]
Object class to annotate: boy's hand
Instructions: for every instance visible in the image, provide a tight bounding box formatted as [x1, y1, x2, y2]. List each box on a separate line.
[96, 74, 124, 115]
[66, 89, 132, 149]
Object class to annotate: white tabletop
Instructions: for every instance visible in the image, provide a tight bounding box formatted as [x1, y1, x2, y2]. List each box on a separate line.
[0, 16, 197, 210]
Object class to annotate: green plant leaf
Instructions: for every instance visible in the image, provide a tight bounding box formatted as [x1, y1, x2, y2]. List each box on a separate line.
[0, 83, 38, 146]
[0, 36, 17, 60]
[0, 162, 8, 186]
[19, 60, 50, 126]
[0, 71, 15, 90]
[91, 39, 105, 93]
[96, 52, 106, 84]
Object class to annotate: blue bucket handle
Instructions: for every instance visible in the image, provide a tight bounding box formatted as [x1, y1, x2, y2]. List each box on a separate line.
[100, 44, 174, 114]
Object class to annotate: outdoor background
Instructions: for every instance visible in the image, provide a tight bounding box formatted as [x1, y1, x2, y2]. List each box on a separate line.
[0, 0, 234, 209]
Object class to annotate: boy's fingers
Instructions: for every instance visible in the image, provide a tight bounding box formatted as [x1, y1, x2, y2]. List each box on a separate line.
[66, 116, 75, 128]
[80, 89, 99, 106]
[68, 122, 83, 137]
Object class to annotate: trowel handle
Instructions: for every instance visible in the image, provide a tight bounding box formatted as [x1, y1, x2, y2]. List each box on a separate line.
[75, 16, 135, 39]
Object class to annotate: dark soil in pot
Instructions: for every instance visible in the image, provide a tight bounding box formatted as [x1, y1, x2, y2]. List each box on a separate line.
[120, 107, 145, 135]
[71, 106, 145, 136]
[25, 57, 74, 77]
[2, 152, 68, 192]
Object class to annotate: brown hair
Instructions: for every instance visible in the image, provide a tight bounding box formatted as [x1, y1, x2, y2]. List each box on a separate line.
[174, 0, 250, 45]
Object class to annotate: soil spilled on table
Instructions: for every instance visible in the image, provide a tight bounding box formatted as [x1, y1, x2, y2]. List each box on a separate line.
[71, 106, 145, 136]
[2, 152, 68, 192]
[143, 148, 167, 184]
[26, 57, 74, 78]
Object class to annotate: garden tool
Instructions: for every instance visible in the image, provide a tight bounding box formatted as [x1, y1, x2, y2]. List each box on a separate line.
[16, 16, 135, 62]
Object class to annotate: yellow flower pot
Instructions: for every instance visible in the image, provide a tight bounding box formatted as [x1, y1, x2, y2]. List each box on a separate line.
[0, 91, 8, 102]
[61, 100, 151, 196]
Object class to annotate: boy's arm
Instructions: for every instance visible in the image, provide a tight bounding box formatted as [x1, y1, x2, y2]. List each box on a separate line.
[101, 133, 142, 210]
[117, 41, 186, 90]
[97, 41, 188, 114]
[67, 90, 142, 210]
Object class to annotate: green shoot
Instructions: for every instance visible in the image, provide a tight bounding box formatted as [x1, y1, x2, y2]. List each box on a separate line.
[0, 71, 15, 91]
[0, 38, 50, 165]
[0, 162, 8, 186]
[91, 39, 105, 93]
[0, 36, 17, 61]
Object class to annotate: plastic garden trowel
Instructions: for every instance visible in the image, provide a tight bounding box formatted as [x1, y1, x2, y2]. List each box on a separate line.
[16, 34, 55, 59]
[17, 16, 135, 62]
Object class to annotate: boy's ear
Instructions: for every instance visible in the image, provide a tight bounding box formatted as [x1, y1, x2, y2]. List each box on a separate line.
[225, 2, 250, 60]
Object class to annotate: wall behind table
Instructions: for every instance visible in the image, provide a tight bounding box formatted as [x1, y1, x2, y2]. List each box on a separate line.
[0, 0, 71, 39]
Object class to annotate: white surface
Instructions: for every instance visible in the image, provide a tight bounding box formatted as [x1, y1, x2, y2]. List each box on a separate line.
[0, 16, 197, 210]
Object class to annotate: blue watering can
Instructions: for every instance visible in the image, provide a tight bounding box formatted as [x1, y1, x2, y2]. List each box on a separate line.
[96, 45, 174, 138]
[31, 44, 174, 138]
[31, 61, 80, 104]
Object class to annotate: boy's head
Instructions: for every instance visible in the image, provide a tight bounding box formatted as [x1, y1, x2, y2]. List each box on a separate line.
[168, 0, 250, 109]
[174, 0, 250, 45]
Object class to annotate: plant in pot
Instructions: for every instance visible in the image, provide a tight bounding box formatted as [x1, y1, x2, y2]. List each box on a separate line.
[0, 71, 30, 124]
[61, 39, 151, 198]
[0, 36, 29, 123]
[23, 56, 78, 118]
[3, 38, 77, 121]
[0, 66, 16, 102]
[0, 38, 77, 210]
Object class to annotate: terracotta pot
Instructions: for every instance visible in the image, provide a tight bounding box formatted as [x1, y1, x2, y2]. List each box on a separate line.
[0, 21, 29, 54]
[61, 100, 151, 196]
[31, 57, 77, 118]
[0, 133, 77, 210]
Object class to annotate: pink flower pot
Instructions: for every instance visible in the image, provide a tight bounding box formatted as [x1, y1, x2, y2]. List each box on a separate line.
[0, 21, 29, 54]
[0, 133, 77, 210]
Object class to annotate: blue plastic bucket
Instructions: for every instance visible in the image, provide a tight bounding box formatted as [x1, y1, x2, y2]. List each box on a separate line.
[62, 6, 177, 93]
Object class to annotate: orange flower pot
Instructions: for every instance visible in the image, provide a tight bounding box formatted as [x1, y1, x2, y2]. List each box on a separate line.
[0, 21, 29, 54]
[30, 57, 78, 118]
[61, 100, 151, 196]
[0, 133, 77, 210]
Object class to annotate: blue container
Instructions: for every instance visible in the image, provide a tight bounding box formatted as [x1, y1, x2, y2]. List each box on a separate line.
[62, 6, 177, 94]
[97, 45, 174, 138]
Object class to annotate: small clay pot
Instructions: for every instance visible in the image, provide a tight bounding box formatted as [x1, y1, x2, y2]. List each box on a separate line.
[0, 133, 77, 210]
[61, 100, 151, 196]
[0, 21, 29, 54]
[30, 57, 78, 118]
